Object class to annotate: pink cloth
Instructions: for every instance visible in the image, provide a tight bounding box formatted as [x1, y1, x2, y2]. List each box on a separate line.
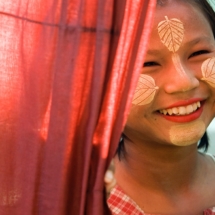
[108, 185, 215, 215]
[0, 0, 156, 214]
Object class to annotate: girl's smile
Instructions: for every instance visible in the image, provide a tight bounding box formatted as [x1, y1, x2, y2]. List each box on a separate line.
[126, 1, 215, 147]
[157, 99, 204, 123]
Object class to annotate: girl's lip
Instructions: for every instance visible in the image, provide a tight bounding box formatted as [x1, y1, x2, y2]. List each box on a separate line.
[163, 98, 204, 109]
[158, 101, 204, 123]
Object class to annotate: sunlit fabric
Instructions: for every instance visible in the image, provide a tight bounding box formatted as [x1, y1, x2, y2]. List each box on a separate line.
[0, 0, 155, 214]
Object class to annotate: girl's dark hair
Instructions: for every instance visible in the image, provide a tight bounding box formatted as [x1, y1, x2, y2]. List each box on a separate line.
[193, 0, 215, 37]
[117, 0, 214, 157]
[117, 133, 126, 160]
[198, 131, 209, 151]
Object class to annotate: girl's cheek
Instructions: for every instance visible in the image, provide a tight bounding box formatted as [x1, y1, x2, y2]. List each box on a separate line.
[201, 57, 215, 88]
[132, 74, 159, 106]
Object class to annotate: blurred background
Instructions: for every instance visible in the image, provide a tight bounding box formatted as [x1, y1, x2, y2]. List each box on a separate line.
[201, 0, 215, 154]
[207, 119, 215, 154]
[208, 0, 215, 9]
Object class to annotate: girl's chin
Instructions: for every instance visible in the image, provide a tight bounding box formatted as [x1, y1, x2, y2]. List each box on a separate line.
[169, 120, 206, 146]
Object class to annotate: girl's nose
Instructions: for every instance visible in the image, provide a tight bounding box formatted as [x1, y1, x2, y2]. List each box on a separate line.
[164, 58, 199, 94]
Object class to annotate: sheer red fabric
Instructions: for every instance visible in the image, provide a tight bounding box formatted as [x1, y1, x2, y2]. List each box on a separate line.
[0, 0, 155, 214]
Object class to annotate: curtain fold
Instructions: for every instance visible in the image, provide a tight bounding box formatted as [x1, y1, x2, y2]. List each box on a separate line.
[0, 0, 155, 214]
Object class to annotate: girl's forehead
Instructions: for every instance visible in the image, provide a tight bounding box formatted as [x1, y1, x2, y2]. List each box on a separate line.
[153, 2, 208, 28]
[145, 2, 214, 55]
[152, 2, 212, 38]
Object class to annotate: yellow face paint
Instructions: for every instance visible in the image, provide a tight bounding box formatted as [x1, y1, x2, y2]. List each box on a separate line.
[158, 16, 190, 91]
[171, 53, 190, 91]
[156, 17, 206, 146]
[169, 120, 205, 146]
[157, 16, 184, 53]
[201, 57, 215, 87]
[132, 74, 159, 105]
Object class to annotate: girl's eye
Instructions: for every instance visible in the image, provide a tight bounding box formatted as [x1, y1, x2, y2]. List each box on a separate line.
[143, 61, 159, 67]
[189, 50, 209, 58]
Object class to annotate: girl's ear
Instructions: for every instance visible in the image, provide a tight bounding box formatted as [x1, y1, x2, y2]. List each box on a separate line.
[104, 160, 116, 198]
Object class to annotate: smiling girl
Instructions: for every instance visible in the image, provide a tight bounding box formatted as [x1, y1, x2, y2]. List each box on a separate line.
[106, 0, 215, 214]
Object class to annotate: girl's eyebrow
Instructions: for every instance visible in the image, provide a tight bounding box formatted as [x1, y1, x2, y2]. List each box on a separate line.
[184, 36, 213, 46]
[146, 37, 213, 55]
[146, 49, 162, 56]
[145, 37, 214, 57]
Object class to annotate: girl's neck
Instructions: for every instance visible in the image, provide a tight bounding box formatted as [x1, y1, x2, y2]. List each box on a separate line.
[114, 138, 202, 194]
[113, 139, 215, 214]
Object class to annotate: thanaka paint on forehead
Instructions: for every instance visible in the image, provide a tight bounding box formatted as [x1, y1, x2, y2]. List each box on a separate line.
[201, 57, 215, 87]
[132, 74, 159, 106]
[158, 16, 184, 53]
[158, 16, 191, 91]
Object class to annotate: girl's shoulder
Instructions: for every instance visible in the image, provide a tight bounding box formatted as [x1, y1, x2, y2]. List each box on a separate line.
[204, 152, 215, 162]
[198, 151, 215, 161]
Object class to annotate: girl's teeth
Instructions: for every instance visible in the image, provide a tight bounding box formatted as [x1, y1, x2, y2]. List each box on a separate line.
[178, 106, 186, 115]
[197, 101, 201, 108]
[172, 107, 178, 115]
[192, 103, 197, 111]
[163, 109, 167, 115]
[186, 105, 193, 114]
[167, 109, 173, 115]
[159, 101, 201, 116]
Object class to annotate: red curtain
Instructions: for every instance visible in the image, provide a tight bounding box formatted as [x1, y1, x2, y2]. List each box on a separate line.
[0, 0, 155, 214]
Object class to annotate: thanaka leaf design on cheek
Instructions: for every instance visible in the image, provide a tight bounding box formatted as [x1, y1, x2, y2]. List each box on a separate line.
[132, 74, 159, 105]
[158, 16, 188, 88]
[201, 57, 215, 87]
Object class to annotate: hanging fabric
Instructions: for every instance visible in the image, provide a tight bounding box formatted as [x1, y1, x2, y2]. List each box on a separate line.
[0, 0, 155, 214]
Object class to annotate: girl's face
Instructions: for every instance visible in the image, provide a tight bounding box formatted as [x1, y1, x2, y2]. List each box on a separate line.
[124, 2, 215, 147]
